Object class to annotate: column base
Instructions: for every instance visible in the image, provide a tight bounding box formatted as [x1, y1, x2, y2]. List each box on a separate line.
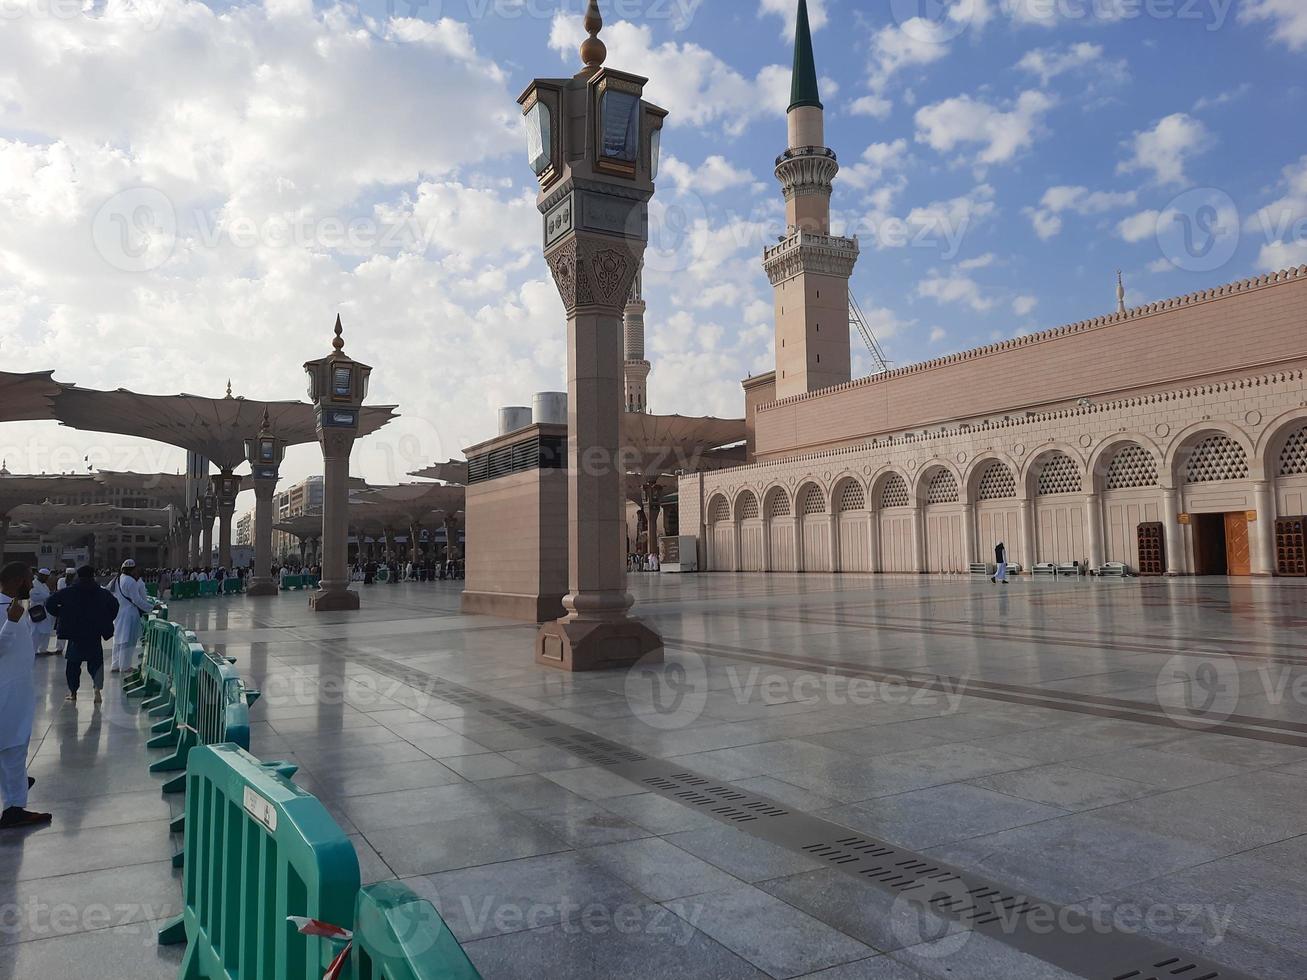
[246, 582, 278, 597]
[309, 588, 360, 612]
[535, 617, 663, 672]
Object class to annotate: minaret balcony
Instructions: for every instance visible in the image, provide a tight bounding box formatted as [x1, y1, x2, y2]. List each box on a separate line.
[775, 146, 837, 167]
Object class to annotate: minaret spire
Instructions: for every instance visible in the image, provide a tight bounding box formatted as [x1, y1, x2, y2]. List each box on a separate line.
[1116, 270, 1126, 313]
[789, 0, 822, 112]
[623, 260, 650, 413]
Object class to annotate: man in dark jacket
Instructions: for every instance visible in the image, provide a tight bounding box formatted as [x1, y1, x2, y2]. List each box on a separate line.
[44, 567, 119, 704]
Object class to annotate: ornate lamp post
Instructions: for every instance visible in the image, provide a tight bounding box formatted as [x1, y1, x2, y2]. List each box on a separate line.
[519, 0, 666, 670]
[304, 315, 371, 612]
[244, 409, 287, 596]
[200, 492, 217, 568]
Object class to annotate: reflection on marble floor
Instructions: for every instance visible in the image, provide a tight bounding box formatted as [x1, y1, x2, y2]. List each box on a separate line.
[5, 575, 1306, 979]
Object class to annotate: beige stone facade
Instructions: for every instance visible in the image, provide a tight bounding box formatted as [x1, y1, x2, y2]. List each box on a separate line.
[681, 269, 1307, 578]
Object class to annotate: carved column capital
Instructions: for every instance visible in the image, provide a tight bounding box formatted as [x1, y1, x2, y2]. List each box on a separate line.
[547, 234, 645, 316]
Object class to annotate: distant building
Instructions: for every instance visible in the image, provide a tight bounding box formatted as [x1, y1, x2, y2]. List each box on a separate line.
[235, 511, 254, 547]
[272, 475, 323, 558]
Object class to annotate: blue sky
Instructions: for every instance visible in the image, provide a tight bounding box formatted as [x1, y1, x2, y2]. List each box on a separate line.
[0, 0, 1304, 487]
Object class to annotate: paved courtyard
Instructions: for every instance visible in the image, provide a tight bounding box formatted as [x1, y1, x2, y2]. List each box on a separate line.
[4, 573, 1307, 978]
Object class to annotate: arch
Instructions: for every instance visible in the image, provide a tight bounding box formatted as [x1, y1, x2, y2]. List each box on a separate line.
[1180, 433, 1251, 485]
[1256, 408, 1307, 479]
[832, 476, 868, 513]
[763, 485, 792, 518]
[796, 482, 828, 516]
[1164, 421, 1256, 486]
[867, 465, 912, 510]
[876, 472, 911, 510]
[734, 489, 759, 521]
[706, 494, 730, 524]
[1086, 432, 1164, 490]
[967, 456, 1019, 503]
[919, 465, 961, 505]
[1024, 446, 1086, 498]
[832, 476, 872, 572]
[763, 485, 796, 572]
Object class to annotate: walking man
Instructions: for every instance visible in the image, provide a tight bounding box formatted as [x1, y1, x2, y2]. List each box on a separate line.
[992, 541, 1009, 585]
[107, 560, 153, 673]
[28, 569, 55, 656]
[0, 562, 51, 829]
[44, 566, 119, 704]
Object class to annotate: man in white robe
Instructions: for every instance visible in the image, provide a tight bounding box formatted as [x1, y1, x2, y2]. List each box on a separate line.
[28, 569, 55, 655]
[0, 562, 51, 830]
[108, 559, 154, 673]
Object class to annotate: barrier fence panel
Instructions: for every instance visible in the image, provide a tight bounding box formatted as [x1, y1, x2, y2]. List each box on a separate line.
[352, 881, 483, 980]
[159, 743, 362, 979]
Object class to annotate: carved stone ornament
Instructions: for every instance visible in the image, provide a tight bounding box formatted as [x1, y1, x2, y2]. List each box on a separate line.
[547, 236, 642, 314]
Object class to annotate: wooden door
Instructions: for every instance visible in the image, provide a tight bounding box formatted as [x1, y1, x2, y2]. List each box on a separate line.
[1276, 517, 1306, 576]
[1224, 513, 1251, 576]
[1136, 522, 1165, 576]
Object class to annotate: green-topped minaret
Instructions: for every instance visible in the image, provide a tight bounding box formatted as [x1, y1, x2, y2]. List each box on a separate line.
[764, 0, 859, 400]
[789, 0, 822, 111]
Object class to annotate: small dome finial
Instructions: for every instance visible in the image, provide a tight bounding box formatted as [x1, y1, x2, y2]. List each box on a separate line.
[333, 314, 345, 352]
[1116, 269, 1126, 313]
[579, 0, 606, 76]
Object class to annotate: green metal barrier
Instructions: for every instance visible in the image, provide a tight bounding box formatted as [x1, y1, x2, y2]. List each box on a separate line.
[306, 574, 320, 588]
[171, 581, 199, 600]
[124, 616, 180, 703]
[351, 881, 482, 980]
[221, 578, 243, 596]
[159, 743, 359, 977]
[159, 744, 482, 980]
[199, 580, 220, 597]
[146, 582, 160, 598]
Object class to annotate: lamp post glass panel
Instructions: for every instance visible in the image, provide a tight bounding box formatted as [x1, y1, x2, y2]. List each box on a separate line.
[304, 317, 371, 612]
[518, 4, 666, 671]
[244, 421, 286, 597]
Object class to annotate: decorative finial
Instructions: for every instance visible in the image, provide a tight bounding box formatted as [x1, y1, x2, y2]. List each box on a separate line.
[333, 314, 345, 352]
[260, 406, 271, 434]
[1116, 269, 1126, 313]
[225, 379, 233, 398]
[579, 0, 606, 77]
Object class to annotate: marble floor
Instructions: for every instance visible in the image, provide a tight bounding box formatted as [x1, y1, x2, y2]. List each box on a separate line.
[4, 573, 1306, 979]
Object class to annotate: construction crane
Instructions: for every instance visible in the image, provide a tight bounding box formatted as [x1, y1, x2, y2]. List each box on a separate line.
[849, 294, 892, 374]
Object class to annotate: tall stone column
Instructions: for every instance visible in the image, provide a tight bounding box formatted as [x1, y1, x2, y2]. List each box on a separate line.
[643, 482, 662, 557]
[1162, 487, 1184, 576]
[1251, 480, 1276, 576]
[409, 522, 423, 565]
[868, 510, 881, 573]
[1085, 492, 1104, 570]
[0, 516, 8, 564]
[200, 512, 215, 569]
[216, 488, 238, 569]
[443, 513, 460, 561]
[1019, 497, 1037, 572]
[910, 505, 924, 573]
[247, 479, 279, 596]
[188, 524, 200, 568]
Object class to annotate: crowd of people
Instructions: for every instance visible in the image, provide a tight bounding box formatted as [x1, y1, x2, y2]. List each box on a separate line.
[350, 558, 463, 584]
[1, 558, 159, 831]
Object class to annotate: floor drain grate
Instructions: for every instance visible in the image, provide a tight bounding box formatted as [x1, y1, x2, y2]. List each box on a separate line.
[1112, 961, 1223, 980]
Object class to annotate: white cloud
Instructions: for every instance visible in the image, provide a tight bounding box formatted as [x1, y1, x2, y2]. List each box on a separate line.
[915, 90, 1055, 165]
[661, 155, 756, 195]
[548, 14, 788, 137]
[1117, 209, 1164, 243]
[1013, 295, 1037, 315]
[1015, 42, 1127, 86]
[1257, 239, 1307, 270]
[1025, 185, 1138, 240]
[928, 327, 947, 343]
[1117, 114, 1213, 186]
[1006, 0, 1133, 26]
[1193, 83, 1252, 112]
[1241, 0, 1307, 51]
[917, 270, 995, 311]
[1246, 156, 1307, 270]
[866, 19, 954, 95]
[841, 139, 909, 190]
[849, 96, 893, 120]
[959, 253, 996, 270]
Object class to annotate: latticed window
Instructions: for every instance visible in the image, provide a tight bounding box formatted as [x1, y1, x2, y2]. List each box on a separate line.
[880, 473, 910, 509]
[737, 492, 759, 520]
[708, 496, 730, 523]
[1184, 434, 1249, 484]
[1105, 444, 1158, 490]
[1036, 452, 1083, 496]
[975, 461, 1016, 500]
[766, 490, 791, 518]
[925, 469, 959, 504]
[799, 485, 827, 515]
[837, 481, 866, 512]
[1280, 425, 1307, 477]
